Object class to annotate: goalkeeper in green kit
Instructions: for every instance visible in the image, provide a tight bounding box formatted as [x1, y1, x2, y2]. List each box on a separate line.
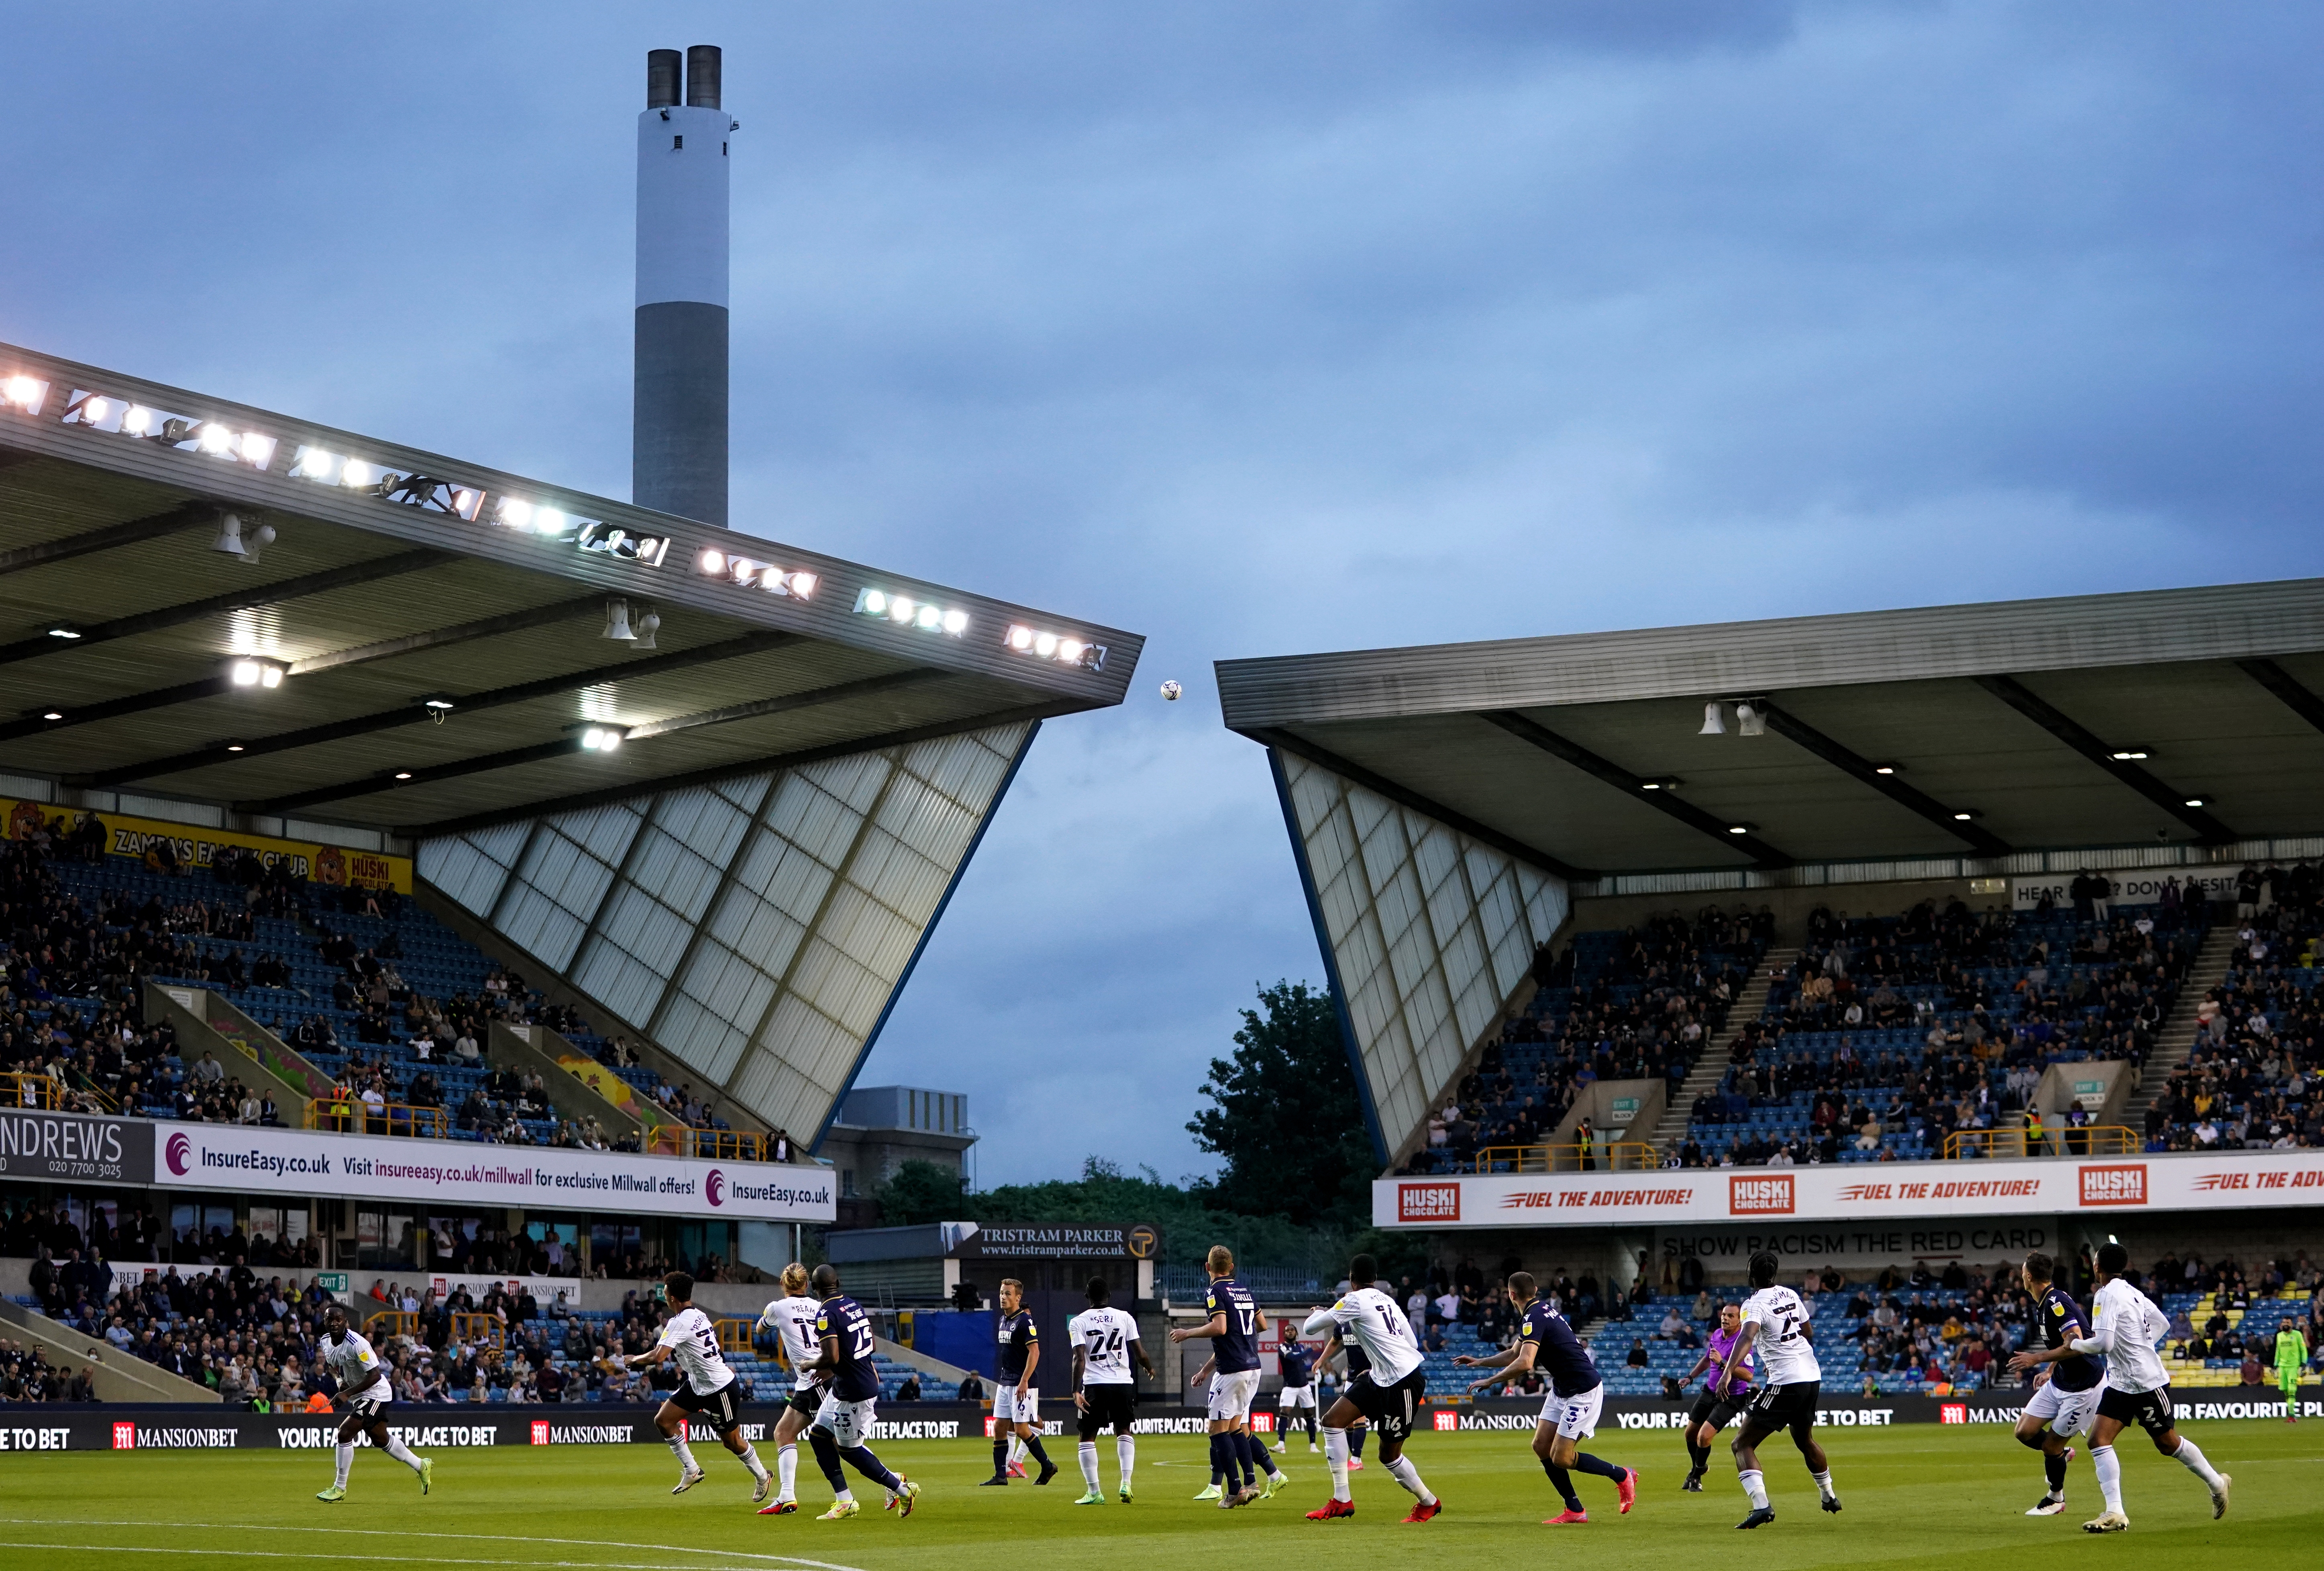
[2275, 1322, 2309, 1424]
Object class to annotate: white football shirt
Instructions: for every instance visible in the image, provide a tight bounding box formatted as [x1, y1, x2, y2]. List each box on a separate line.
[322, 1328, 384, 1397]
[1068, 1306, 1141, 1386]
[757, 1294, 827, 1393]
[1740, 1286, 1822, 1386]
[1303, 1286, 1423, 1385]
[657, 1304, 738, 1395]
[2082, 1278, 2169, 1394]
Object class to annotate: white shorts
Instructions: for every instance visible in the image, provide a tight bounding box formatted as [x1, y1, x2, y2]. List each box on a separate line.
[994, 1385, 1039, 1426]
[1279, 1384, 1318, 1410]
[815, 1393, 879, 1448]
[1208, 1368, 1261, 1423]
[2024, 1379, 2099, 1438]
[1539, 1384, 1604, 1441]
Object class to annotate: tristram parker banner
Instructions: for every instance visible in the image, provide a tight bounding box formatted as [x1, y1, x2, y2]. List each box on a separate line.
[1376, 1150, 2324, 1230]
[151, 1122, 834, 1223]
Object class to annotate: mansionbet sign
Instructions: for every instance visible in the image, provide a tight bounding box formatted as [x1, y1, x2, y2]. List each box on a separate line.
[1376, 1152, 2324, 1230]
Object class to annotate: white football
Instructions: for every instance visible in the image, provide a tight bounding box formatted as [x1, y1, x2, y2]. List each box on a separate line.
[1160, 680, 1183, 701]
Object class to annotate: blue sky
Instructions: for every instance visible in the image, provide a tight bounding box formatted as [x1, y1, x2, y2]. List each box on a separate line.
[5, 3, 2319, 1185]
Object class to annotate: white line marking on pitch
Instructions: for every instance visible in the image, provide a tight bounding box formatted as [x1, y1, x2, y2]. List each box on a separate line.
[0, 1520, 868, 1571]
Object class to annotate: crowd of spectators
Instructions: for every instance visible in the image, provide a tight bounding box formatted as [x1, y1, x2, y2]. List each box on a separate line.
[0, 821, 746, 1155]
[1409, 908, 1768, 1171]
[2146, 874, 2324, 1152]
[1669, 894, 2206, 1168]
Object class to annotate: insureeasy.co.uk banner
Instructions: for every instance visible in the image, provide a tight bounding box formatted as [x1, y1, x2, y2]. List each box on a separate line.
[152, 1123, 834, 1222]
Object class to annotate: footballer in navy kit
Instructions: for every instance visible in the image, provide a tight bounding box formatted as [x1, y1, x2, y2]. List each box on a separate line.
[796, 1264, 920, 1520]
[983, 1278, 1058, 1486]
[1458, 1271, 1635, 1524]
[1171, 1245, 1282, 1506]
[2014, 1252, 2102, 1516]
[1274, 1318, 1321, 1453]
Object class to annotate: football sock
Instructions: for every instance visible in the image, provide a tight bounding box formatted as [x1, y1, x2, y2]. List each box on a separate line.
[777, 1441, 798, 1500]
[1385, 1454, 1435, 1506]
[1543, 1459, 1584, 1512]
[1325, 1427, 1352, 1503]
[737, 1443, 769, 1482]
[1208, 1432, 1228, 1485]
[2044, 1450, 2068, 1496]
[1009, 1435, 1028, 1467]
[1350, 1426, 1367, 1457]
[1739, 1467, 1769, 1510]
[1235, 1431, 1258, 1486]
[2170, 1436, 2224, 1490]
[1078, 1441, 1101, 1493]
[381, 1437, 424, 1474]
[1117, 1434, 1135, 1486]
[1812, 1468, 1835, 1501]
[1687, 1439, 1710, 1476]
[1575, 1452, 1626, 1485]
[1025, 1434, 1052, 1472]
[1305, 1412, 1319, 1442]
[2092, 1445, 2122, 1514]
[841, 1443, 902, 1493]
[993, 1437, 1010, 1478]
[333, 1443, 353, 1489]
[1251, 1432, 1279, 1477]
[667, 1434, 699, 1473]
[808, 1425, 850, 1498]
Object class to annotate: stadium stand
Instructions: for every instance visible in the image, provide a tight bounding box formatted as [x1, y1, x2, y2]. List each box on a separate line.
[0, 829, 758, 1153]
[1401, 909, 1770, 1175]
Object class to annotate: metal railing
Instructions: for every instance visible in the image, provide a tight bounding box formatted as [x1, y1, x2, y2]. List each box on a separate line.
[307, 1096, 449, 1138]
[2, 1072, 66, 1110]
[717, 1318, 758, 1353]
[644, 1126, 769, 1161]
[1944, 1126, 2137, 1160]
[364, 1310, 418, 1343]
[1472, 1141, 1660, 1174]
[450, 1312, 504, 1349]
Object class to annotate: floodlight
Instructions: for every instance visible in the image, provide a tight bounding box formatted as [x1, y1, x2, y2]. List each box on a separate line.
[1058, 638, 1084, 662]
[224, 743, 245, 752]
[451, 488, 484, 520]
[534, 507, 569, 536]
[39, 710, 62, 721]
[1034, 632, 1058, 658]
[295, 447, 340, 482]
[1735, 701, 1766, 737]
[942, 609, 969, 635]
[602, 599, 636, 641]
[46, 623, 83, 640]
[341, 459, 377, 490]
[889, 596, 917, 624]
[634, 610, 661, 650]
[121, 405, 155, 436]
[2183, 797, 2207, 808]
[230, 658, 286, 689]
[2, 376, 48, 414]
[1871, 763, 1899, 776]
[238, 432, 277, 468]
[1726, 823, 1753, 835]
[784, 571, 817, 599]
[580, 727, 625, 752]
[914, 604, 941, 630]
[75, 395, 111, 426]
[2108, 748, 2151, 762]
[698, 548, 726, 575]
[858, 589, 889, 615]
[420, 695, 457, 711]
[495, 497, 534, 530]
[198, 422, 235, 455]
[1640, 777, 1682, 792]
[1699, 702, 1725, 736]
[394, 771, 414, 781]
[1951, 809, 1978, 821]
[1007, 625, 1034, 650]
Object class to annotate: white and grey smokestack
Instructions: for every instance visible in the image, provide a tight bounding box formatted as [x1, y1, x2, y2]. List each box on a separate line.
[634, 45, 731, 527]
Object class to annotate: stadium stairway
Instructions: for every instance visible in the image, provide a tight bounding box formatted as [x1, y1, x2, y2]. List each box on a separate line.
[2124, 925, 2237, 1131]
[1644, 946, 1797, 1154]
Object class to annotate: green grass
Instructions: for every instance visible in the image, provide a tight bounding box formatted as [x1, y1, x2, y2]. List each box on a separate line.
[5, 1421, 2319, 1570]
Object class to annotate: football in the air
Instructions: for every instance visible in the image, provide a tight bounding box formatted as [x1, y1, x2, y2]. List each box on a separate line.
[1160, 680, 1182, 701]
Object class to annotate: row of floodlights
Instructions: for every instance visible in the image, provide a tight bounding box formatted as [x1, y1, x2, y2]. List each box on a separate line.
[0, 374, 671, 569]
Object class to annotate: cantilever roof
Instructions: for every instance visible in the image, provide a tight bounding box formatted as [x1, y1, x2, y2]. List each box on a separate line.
[1217, 581, 2324, 878]
[0, 342, 1140, 837]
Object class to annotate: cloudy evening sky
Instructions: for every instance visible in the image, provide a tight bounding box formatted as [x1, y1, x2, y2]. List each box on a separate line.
[5, 3, 2319, 1184]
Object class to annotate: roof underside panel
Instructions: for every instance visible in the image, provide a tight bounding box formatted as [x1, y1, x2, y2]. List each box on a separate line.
[417, 720, 1036, 1145]
[1282, 748, 1569, 1162]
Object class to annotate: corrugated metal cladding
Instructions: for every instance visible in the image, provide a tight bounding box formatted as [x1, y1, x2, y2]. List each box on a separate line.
[417, 721, 1034, 1140]
[1282, 750, 1568, 1158]
[1216, 577, 2324, 727]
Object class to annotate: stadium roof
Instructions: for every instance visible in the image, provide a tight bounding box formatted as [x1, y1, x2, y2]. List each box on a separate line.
[1217, 579, 2324, 882]
[0, 341, 1139, 839]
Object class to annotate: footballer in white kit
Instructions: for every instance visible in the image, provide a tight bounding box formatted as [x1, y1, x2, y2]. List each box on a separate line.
[312, 1304, 432, 1502]
[1718, 1251, 1840, 1528]
[753, 1261, 828, 1514]
[626, 1271, 773, 1501]
[1067, 1275, 1156, 1504]
[1301, 1252, 1440, 1522]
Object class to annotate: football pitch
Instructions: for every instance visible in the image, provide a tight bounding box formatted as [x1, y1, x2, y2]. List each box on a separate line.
[5, 1421, 2317, 1571]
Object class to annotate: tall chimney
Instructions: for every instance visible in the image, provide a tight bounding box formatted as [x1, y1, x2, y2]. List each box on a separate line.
[634, 45, 730, 527]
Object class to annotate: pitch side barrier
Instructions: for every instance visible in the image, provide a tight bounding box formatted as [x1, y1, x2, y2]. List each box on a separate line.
[17, 1390, 2322, 1453]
